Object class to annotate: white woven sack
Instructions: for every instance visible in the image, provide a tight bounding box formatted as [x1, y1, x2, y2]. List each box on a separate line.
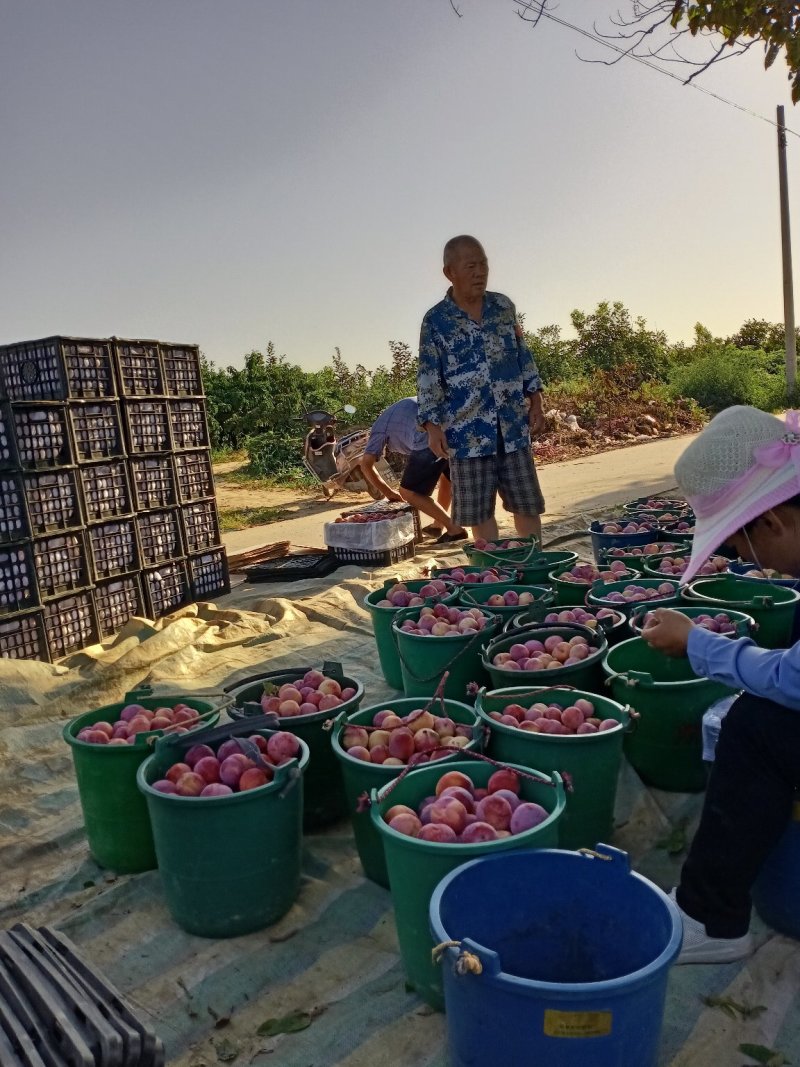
[323, 512, 414, 551]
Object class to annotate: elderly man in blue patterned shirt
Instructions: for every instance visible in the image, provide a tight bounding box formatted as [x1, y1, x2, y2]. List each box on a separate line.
[416, 235, 546, 542]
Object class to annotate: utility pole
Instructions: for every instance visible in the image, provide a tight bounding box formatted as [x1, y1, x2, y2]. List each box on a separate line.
[777, 105, 796, 394]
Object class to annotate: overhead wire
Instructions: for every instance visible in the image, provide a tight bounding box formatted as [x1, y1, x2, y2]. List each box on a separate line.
[513, 1, 800, 140]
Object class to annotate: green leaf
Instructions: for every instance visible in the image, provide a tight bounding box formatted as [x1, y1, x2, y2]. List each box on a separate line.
[702, 995, 767, 1021]
[739, 1043, 790, 1065]
[256, 1011, 313, 1037]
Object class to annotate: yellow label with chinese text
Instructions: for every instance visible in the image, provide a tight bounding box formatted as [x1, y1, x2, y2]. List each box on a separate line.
[543, 1009, 613, 1039]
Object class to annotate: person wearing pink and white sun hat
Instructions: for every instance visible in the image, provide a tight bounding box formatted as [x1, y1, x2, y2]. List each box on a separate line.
[642, 405, 800, 964]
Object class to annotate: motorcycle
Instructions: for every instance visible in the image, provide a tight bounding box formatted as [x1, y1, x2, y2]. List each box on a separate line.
[298, 405, 397, 500]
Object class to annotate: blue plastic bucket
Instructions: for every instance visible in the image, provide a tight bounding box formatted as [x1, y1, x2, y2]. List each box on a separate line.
[752, 796, 800, 939]
[430, 845, 681, 1067]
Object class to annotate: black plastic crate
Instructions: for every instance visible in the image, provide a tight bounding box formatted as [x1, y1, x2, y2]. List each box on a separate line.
[142, 559, 191, 620]
[244, 551, 341, 583]
[33, 530, 92, 599]
[136, 507, 183, 567]
[113, 338, 164, 397]
[168, 398, 210, 450]
[0, 543, 39, 616]
[94, 573, 145, 639]
[79, 459, 133, 522]
[0, 406, 18, 470]
[0, 337, 116, 401]
[188, 547, 230, 601]
[174, 449, 214, 503]
[0, 473, 30, 544]
[328, 540, 416, 567]
[11, 404, 73, 469]
[0, 610, 49, 661]
[43, 590, 99, 659]
[122, 398, 172, 454]
[88, 517, 140, 580]
[129, 454, 179, 511]
[23, 468, 84, 535]
[160, 342, 204, 397]
[68, 400, 125, 462]
[180, 499, 221, 554]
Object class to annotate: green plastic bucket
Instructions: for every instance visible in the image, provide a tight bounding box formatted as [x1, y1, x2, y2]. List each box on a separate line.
[371, 757, 565, 1010]
[137, 716, 309, 937]
[476, 685, 630, 849]
[330, 698, 482, 887]
[506, 604, 628, 645]
[456, 583, 555, 622]
[464, 536, 540, 571]
[63, 688, 222, 873]
[603, 637, 734, 792]
[482, 623, 608, 692]
[431, 565, 516, 586]
[586, 578, 681, 618]
[628, 604, 757, 640]
[225, 661, 363, 829]
[598, 541, 692, 575]
[549, 565, 636, 606]
[392, 607, 502, 700]
[682, 575, 800, 649]
[364, 579, 459, 690]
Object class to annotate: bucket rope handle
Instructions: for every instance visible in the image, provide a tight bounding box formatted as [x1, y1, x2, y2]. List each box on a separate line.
[578, 847, 614, 860]
[358, 746, 570, 813]
[471, 539, 542, 569]
[603, 670, 638, 688]
[431, 941, 483, 975]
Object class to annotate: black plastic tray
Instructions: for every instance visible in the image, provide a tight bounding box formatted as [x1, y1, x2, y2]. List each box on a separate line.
[245, 551, 342, 583]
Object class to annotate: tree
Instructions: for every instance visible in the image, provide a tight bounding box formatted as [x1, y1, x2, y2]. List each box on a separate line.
[512, 2, 800, 102]
[728, 317, 800, 351]
[569, 301, 673, 381]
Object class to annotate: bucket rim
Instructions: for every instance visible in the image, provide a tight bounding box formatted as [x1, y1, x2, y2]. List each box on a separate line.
[330, 698, 481, 774]
[391, 608, 500, 642]
[602, 636, 726, 688]
[370, 759, 566, 850]
[475, 685, 629, 739]
[519, 604, 626, 633]
[685, 575, 800, 606]
[136, 731, 310, 804]
[429, 848, 683, 993]
[364, 580, 459, 612]
[227, 668, 365, 725]
[63, 697, 220, 750]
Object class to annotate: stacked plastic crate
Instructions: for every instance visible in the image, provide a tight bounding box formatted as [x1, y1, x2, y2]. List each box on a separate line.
[0, 335, 227, 662]
[118, 340, 228, 621]
[0, 338, 114, 660]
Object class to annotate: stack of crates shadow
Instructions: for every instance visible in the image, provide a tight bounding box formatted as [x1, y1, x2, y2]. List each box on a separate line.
[0, 336, 229, 663]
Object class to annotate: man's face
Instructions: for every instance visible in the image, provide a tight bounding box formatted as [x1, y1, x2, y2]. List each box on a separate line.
[444, 243, 488, 302]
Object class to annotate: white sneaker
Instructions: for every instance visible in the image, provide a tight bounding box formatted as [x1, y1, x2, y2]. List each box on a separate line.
[669, 889, 754, 965]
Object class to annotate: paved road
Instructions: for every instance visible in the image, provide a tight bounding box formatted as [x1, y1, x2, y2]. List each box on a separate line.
[221, 433, 696, 554]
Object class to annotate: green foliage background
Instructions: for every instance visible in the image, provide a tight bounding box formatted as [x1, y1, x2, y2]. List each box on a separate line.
[203, 304, 798, 482]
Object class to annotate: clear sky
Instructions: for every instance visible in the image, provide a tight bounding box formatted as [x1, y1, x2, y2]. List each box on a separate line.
[2, 1, 798, 372]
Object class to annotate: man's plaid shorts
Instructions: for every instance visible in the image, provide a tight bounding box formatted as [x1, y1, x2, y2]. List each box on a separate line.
[449, 447, 545, 528]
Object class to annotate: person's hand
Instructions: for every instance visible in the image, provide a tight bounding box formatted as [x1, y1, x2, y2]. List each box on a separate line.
[528, 393, 546, 438]
[426, 423, 449, 460]
[640, 608, 694, 657]
[384, 489, 403, 502]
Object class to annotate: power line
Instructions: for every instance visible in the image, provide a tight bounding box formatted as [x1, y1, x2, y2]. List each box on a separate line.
[513, 1, 800, 140]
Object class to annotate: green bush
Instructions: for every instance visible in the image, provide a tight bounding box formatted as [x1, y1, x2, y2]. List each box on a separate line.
[668, 345, 789, 413]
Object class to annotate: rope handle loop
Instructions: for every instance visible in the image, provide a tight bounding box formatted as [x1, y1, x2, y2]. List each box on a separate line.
[431, 941, 483, 975]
